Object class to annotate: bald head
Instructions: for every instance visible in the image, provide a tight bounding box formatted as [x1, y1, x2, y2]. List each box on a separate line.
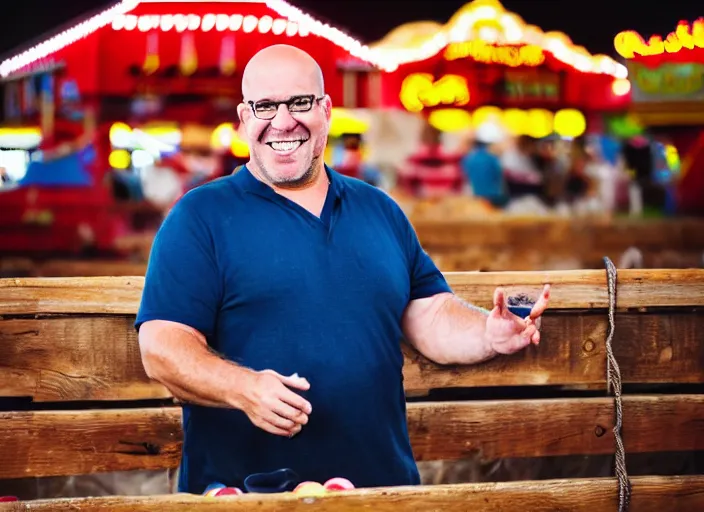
[242, 45, 324, 100]
[236, 44, 332, 190]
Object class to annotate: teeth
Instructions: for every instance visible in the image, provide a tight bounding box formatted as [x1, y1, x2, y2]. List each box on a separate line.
[270, 141, 302, 151]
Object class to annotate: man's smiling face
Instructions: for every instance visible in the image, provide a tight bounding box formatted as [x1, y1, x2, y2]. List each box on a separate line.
[238, 46, 331, 189]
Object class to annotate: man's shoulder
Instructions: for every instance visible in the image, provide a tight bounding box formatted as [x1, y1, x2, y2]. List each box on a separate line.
[172, 173, 244, 213]
[334, 171, 404, 213]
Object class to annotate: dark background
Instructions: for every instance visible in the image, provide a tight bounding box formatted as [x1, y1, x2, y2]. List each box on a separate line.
[1, 0, 702, 58]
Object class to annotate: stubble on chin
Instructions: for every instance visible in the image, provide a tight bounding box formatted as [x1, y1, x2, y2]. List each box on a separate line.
[251, 147, 321, 190]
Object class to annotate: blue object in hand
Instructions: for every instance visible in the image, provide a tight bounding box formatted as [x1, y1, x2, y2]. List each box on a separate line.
[507, 293, 535, 318]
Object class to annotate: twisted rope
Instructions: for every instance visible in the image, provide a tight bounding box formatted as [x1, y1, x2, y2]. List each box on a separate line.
[603, 256, 631, 512]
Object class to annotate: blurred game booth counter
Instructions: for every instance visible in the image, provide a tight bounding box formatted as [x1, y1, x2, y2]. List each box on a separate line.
[363, 0, 630, 200]
[0, 0, 385, 260]
[614, 17, 704, 217]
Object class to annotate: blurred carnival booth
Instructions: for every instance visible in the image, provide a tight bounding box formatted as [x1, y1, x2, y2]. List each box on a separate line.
[364, 0, 631, 203]
[614, 17, 704, 217]
[0, 0, 381, 256]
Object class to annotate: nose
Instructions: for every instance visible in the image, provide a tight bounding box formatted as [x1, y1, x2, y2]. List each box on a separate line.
[270, 104, 298, 131]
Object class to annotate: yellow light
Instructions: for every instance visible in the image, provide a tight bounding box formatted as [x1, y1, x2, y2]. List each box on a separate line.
[329, 108, 369, 138]
[526, 109, 554, 138]
[472, 106, 502, 128]
[109, 122, 132, 148]
[612, 78, 631, 96]
[664, 144, 681, 172]
[428, 109, 473, 132]
[501, 108, 528, 135]
[0, 127, 42, 149]
[109, 149, 131, 169]
[369, 0, 627, 78]
[231, 130, 249, 158]
[553, 109, 586, 138]
[211, 123, 234, 150]
[444, 41, 545, 67]
[399, 73, 470, 112]
[614, 19, 704, 59]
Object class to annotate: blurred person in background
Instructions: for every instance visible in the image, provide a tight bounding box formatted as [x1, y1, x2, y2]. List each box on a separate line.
[501, 135, 544, 200]
[461, 123, 508, 208]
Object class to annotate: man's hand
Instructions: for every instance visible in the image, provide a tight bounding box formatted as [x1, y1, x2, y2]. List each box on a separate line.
[486, 284, 551, 355]
[239, 370, 312, 437]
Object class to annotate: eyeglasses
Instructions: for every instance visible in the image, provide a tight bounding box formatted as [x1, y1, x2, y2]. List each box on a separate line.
[247, 94, 325, 120]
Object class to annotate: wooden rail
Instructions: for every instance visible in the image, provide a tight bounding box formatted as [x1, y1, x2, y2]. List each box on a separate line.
[1, 269, 703, 508]
[1, 476, 703, 511]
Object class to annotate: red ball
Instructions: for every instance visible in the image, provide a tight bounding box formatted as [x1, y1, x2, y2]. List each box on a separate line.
[323, 477, 355, 491]
[215, 487, 243, 496]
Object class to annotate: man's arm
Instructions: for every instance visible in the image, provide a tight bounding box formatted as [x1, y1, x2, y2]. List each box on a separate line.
[402, 285, 550, 365]
[139, 319, 312, 437]
[401, 292, 496, 365]
[139, 319, 253, 409]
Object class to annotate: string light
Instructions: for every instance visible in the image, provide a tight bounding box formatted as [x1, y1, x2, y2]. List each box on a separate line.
[0, 0, 382, 78]
[0, 0, 139, 77]
[367, 0, 627, 78]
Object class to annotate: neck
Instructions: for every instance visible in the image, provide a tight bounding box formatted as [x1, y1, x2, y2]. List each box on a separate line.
[250, 161, 329, 195]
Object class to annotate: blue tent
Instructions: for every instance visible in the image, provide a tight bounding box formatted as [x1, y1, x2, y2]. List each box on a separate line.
[19, 145, 95, 187]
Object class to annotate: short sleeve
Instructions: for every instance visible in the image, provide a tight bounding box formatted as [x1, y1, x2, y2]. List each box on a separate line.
[389, 200, 452, 300]
[135, 196, 222, 337]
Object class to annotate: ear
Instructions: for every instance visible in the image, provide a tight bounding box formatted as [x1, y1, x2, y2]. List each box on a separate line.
[322, 95, 333, 121]
[237, 102, 249, 125]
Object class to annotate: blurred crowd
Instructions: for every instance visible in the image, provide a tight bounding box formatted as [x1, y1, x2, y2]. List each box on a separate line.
[393, 121, 676, 218]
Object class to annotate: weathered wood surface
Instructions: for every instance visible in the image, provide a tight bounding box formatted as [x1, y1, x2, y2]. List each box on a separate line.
[0, 408, 182, 479]
[0, 316, 169, 401]
[412, 217, 704, 252]
[2, 476, 703, 511]
[1, 395, 702, 479]
[2, 309, 703, 401]
[2, 269, 703, 316]
[38, 260, 149, 278]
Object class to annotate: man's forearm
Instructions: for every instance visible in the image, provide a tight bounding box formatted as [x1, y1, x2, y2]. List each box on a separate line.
[139, 322, 253, 409]
[404, 293, 497, 365]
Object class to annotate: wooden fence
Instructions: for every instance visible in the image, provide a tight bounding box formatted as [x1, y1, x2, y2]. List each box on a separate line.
[1, 269, 703, 510]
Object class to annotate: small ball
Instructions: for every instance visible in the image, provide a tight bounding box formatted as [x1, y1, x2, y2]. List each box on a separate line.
[323, 477, 355, 491]
[293, 481, 327, 497]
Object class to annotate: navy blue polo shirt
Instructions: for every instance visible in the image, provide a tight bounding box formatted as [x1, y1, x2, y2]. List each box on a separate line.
[135, 165, 451, 494]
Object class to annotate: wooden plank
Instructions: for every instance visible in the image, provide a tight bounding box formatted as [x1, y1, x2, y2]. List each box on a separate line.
[403, 310, 704, 390]
[412, 217, 704, 252]
[2, 311, 702, 401]
[2, 476, 703, 511]
[0, 408, 182, 479]
[0, 277, 144, 315]
[443, 269, 704, 310]
[37, 260, 148, 278]
[1, 269, 703, 315]
[0, 316, 169, 401]
[1, 395, 701, 479]
[407, 395, 704, 462]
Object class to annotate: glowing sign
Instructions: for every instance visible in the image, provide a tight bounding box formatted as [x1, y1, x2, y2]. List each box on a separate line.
[444, 41, 545, 67]
[399, 73, 470, 112]
[630, 63, 704, 95]
[614, 18, 704, 58]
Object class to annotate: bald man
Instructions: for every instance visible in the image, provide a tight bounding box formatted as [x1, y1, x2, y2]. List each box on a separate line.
[136, 44, 550, 494]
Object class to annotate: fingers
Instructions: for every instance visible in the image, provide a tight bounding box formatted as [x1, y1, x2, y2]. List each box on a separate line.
[272, 400, 309, 426]
[279, 373, 311, 391]
[493, 287, 506, 314]
[262, 370, 311, 391]
[529, 284, 551, 320]
[279, 387, 312, 415]
[258, 418, 295, 437]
